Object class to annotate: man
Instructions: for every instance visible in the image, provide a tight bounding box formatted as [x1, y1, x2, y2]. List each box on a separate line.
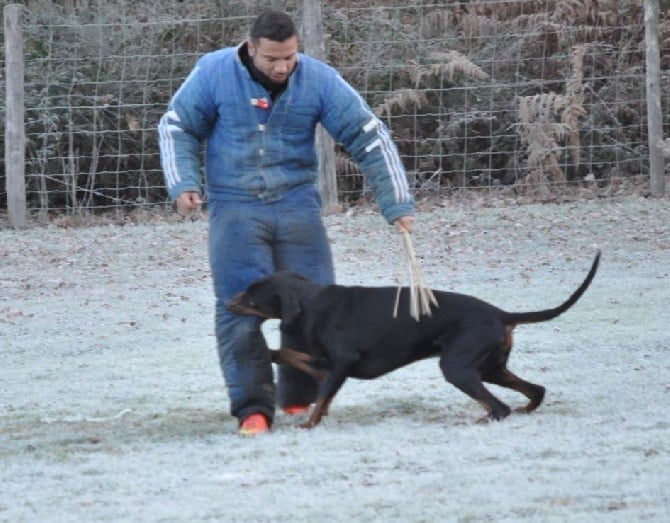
[158, 10, 414, 435]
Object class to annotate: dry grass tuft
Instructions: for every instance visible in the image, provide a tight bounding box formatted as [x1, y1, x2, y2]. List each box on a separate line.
[411, 50, 489, 86]
[516, 45, 587, 197]
[374, 89, 428, 119]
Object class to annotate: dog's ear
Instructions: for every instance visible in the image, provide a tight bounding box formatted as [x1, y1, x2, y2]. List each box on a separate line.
[277, 280, 303, 325]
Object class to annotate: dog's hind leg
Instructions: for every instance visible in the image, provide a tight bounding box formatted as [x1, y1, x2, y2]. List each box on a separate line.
[439, 357, 512, 422]
[482, 367, 545, 414]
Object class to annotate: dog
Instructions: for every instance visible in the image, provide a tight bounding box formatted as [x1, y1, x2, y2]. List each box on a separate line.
[226, 251, 601, 428]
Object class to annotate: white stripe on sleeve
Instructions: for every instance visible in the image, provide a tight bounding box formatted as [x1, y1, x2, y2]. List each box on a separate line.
[158, 110, 182, 189]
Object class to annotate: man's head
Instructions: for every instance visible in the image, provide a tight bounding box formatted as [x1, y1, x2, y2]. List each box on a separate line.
[247, 10, 298, 84]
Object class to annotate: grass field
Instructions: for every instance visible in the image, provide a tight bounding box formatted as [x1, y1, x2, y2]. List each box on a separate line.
[1, 196, 668, 522]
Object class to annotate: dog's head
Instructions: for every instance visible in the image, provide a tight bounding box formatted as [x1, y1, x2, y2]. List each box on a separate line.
[225, 271, 315, 325]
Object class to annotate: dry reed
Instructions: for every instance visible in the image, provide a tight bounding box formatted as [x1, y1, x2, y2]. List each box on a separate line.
[393, 232, 438, 321]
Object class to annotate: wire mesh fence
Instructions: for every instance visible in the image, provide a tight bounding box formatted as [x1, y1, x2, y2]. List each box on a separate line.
[0, 0, 667, 220]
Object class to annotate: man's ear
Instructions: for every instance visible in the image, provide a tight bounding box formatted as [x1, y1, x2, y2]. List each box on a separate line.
[278, 286, 302, 325]
[247, 38, 256, 57]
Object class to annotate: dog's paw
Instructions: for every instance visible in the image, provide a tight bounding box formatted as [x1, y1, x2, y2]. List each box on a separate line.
[477, 406, 511, 424]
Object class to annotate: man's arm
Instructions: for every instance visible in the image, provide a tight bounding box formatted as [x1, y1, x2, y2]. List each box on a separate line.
[157, 60, 215, 203]
[318, 69, 415, 226]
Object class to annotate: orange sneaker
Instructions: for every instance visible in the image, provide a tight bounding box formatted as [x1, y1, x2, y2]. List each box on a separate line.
[238, 413, 270, 436]
[281, 404, 310, 416]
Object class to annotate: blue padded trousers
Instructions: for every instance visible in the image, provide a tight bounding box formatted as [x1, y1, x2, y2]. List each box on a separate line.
[207, 184, 335, 424]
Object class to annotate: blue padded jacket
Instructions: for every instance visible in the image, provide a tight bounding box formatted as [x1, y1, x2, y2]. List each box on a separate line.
[158, 44, 414, 224]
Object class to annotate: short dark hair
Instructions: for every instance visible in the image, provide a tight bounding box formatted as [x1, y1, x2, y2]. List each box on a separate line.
[250, 10, 297, 43]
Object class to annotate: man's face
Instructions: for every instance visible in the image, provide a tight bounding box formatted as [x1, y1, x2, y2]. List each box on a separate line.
[248, 36, 298, 83]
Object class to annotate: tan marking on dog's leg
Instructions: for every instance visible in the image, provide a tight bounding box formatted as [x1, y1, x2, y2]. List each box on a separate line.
[273, 348, 327, 382]
[502, 325, 514, 354]
[299, 398, 328, 429]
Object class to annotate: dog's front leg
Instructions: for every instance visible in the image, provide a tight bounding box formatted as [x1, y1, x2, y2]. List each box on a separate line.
[270, 348, 327, 382]
[299, 368, 349, 429]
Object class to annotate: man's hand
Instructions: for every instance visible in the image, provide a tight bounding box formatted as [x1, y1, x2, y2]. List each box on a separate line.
[176, 191, 202, 214]
[393, 215, 414, 234]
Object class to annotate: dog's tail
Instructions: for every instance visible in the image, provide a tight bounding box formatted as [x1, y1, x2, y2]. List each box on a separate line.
[503, 250, 601, 326]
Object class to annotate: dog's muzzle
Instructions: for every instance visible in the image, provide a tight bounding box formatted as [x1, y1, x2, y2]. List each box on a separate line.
[225, 292, 246, 314]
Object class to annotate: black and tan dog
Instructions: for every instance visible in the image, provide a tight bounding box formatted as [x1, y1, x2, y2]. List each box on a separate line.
[226, 251, 601, 428]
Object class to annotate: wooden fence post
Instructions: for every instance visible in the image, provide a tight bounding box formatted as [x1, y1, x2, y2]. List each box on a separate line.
[302, 0, 341, 214]
[4, 4, 27, 227]
[645, 0, 666, 197]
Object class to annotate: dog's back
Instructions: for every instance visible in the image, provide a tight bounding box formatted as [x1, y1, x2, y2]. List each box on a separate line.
[304, 285, 504, 378]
